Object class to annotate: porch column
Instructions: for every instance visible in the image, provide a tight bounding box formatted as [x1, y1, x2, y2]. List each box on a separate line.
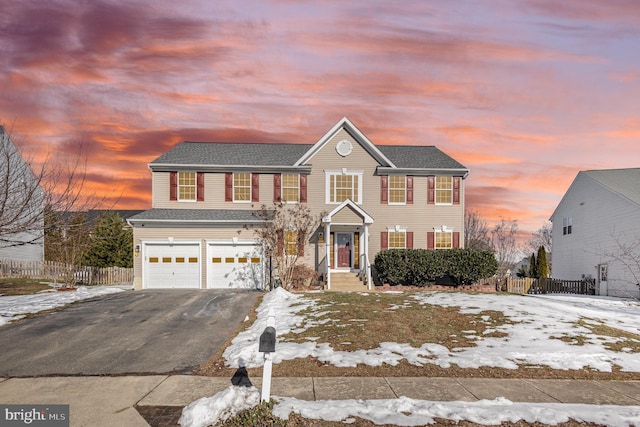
[363, 223, 371, 289]
[324, 221, 331, 290]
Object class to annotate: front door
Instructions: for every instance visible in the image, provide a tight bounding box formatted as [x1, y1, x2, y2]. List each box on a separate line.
[336, 233, 352, 268]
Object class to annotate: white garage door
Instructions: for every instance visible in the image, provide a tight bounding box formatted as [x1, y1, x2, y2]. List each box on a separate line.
[207, 243, 264, 289]
[144, 243, 201, 289]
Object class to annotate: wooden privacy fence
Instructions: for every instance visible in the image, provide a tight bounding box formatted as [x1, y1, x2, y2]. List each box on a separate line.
[0, 258, 133, 286]
[484, 276, 595, 295]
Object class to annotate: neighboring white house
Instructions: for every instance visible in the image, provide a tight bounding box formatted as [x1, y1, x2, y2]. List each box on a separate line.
[0, 126, 44, 261]
[550, 168, 640, 299]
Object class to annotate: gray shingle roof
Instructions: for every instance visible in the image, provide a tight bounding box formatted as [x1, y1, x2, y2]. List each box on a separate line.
[127, 209, 267, 223]
[584, 168, 640, 206]
[378, 145, 467, 169]
[151, 142, 313, 167]
[151, 141, 467, 171]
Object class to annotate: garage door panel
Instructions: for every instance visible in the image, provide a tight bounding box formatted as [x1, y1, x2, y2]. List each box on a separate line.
[144, 243, 200, 289]
[208, 243, 264, 289]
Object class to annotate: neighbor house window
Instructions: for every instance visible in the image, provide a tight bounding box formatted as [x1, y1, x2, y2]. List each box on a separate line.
[435, 176, 452, 204]
[284, 230, 298, 256]
[388, 230, 406, 249]
[282, 174, 299, 202]
[178, 172, 196, 201]
[563, 217, 572, 235]
[435, 230, 453, 249]
[233, 173, 251, 202]
[326, 171, 362, 204]
[388, 176, 406, 204]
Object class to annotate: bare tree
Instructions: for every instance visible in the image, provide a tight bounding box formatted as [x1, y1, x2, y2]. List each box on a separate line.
[490, 218, 519, 277]
[251, 202, 324, 290]
[527, 221, 552, 274]
[1, 125, 111, 287]
[601, 233, 640, 300]
[464, 208, 492, 251]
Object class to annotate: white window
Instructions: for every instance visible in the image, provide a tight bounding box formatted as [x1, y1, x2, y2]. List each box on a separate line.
[388, 227, 406, 249]
[281, 174, 299, 203]
[435, 230, 453, 249]
[388, 176, 406, 204]
[284, 230, 298, 256]
[233, 173, 251, 202]
[562, 217, 572, 235]
[435, 176, 452, 205]
[326, 170, 363, 204]
[178, 172, 196, 201]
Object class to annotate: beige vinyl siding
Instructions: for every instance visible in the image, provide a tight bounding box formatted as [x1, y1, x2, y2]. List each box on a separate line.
[332, 205, 365, 224]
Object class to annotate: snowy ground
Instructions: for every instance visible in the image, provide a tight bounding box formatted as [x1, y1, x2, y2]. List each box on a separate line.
[0, 284, 126, 326]
[182, 288, 640, 427]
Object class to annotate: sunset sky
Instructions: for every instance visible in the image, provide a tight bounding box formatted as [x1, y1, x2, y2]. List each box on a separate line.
[1, 0, 639, 238]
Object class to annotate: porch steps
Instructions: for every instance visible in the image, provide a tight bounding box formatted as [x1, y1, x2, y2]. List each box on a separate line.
[327, 273, 368, 292]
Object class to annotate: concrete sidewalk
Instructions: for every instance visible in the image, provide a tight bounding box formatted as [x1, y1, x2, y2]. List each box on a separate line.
[1, 375, 639, 426]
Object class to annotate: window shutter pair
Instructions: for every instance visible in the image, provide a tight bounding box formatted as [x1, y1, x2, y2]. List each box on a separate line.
[224, 173, 259, 202]
[427, 176, 461, 205]
[169, 172, 204, 201]
[380, 176, 413, 204]
[426, 231, 460, 250]
[380, 231, 413, 250]
[273, 173, 307, 202]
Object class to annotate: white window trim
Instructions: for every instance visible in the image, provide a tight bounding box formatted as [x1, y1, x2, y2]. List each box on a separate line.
[233, 172, 252, 203]
[281, 173, 300, 204]
[388, 175, 406, 205]
[325, 170, 364, 205]
[434, 226, 453, 250]
[562, 216, 572, 235]
[178, 171, 197, 202]
[284, 229, 298, 257]
[435, 176, 453, 206]
[387, 226, 407, 249]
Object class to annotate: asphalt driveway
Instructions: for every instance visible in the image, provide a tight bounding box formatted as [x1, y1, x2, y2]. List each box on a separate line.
[0, 289, 261, 377]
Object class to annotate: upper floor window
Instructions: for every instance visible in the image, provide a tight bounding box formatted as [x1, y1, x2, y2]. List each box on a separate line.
[388, 176, 406, 204]
[563, 217, 572, 235]
[234, 173, 251, 202]
[282, 174, 300, 203]
[326, 170, 362, 204]
[435, 176, 452, 204]
[178, 172, 196, 201]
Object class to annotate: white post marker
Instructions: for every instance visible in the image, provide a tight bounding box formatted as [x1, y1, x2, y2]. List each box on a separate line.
[260, 308, 276, 402]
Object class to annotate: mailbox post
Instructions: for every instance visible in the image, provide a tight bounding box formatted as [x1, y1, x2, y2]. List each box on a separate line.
[259, 308, 276, 402]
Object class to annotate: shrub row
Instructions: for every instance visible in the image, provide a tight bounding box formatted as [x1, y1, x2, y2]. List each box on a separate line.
[374, 248, 498, 287]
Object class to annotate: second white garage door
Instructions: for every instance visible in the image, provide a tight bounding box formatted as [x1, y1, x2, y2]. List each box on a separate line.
[144, 243, 201, 289]
[207, 242, 264, 289]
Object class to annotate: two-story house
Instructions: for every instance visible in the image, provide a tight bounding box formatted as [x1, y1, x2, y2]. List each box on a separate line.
[128, 117, 469, 290]
[551, 168, 640, 299]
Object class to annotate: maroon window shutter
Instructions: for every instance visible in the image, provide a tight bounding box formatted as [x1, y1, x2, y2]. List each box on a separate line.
[453, 177, 460, 205]
[407, 176, 413, 204]
[297, 231, 304, 256]
[274, 174, 281, 202]
[225, 173, 233, 201]
[251, 173, 259, 202]
[169, 172, 177, 201]
[427, 176, 435, 204]
[453, 231, 460, 248]
[427, 232, 435, 250]
[406, 231, 414, 249]
[196, 172, 205, 201]
[300, 174, 307, 203]
[380, 176, 388, 204]
[276, 229, 283, 256]
[381, 232, 388, 250]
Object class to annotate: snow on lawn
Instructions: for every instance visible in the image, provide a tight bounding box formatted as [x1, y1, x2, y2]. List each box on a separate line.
[186, 288, 640, 427]
[0, 285, 126, 326]
[180, 385, 640, 427]
[224, 288, 640, 372]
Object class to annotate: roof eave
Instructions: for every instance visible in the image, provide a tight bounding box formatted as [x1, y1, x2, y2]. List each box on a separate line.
[149, 164, 313, 174]
[376, 167, 470, 177]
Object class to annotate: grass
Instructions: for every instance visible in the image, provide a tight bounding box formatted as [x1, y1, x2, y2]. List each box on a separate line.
[197, 290, 640, 381]
[0, 278, 52, 295]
